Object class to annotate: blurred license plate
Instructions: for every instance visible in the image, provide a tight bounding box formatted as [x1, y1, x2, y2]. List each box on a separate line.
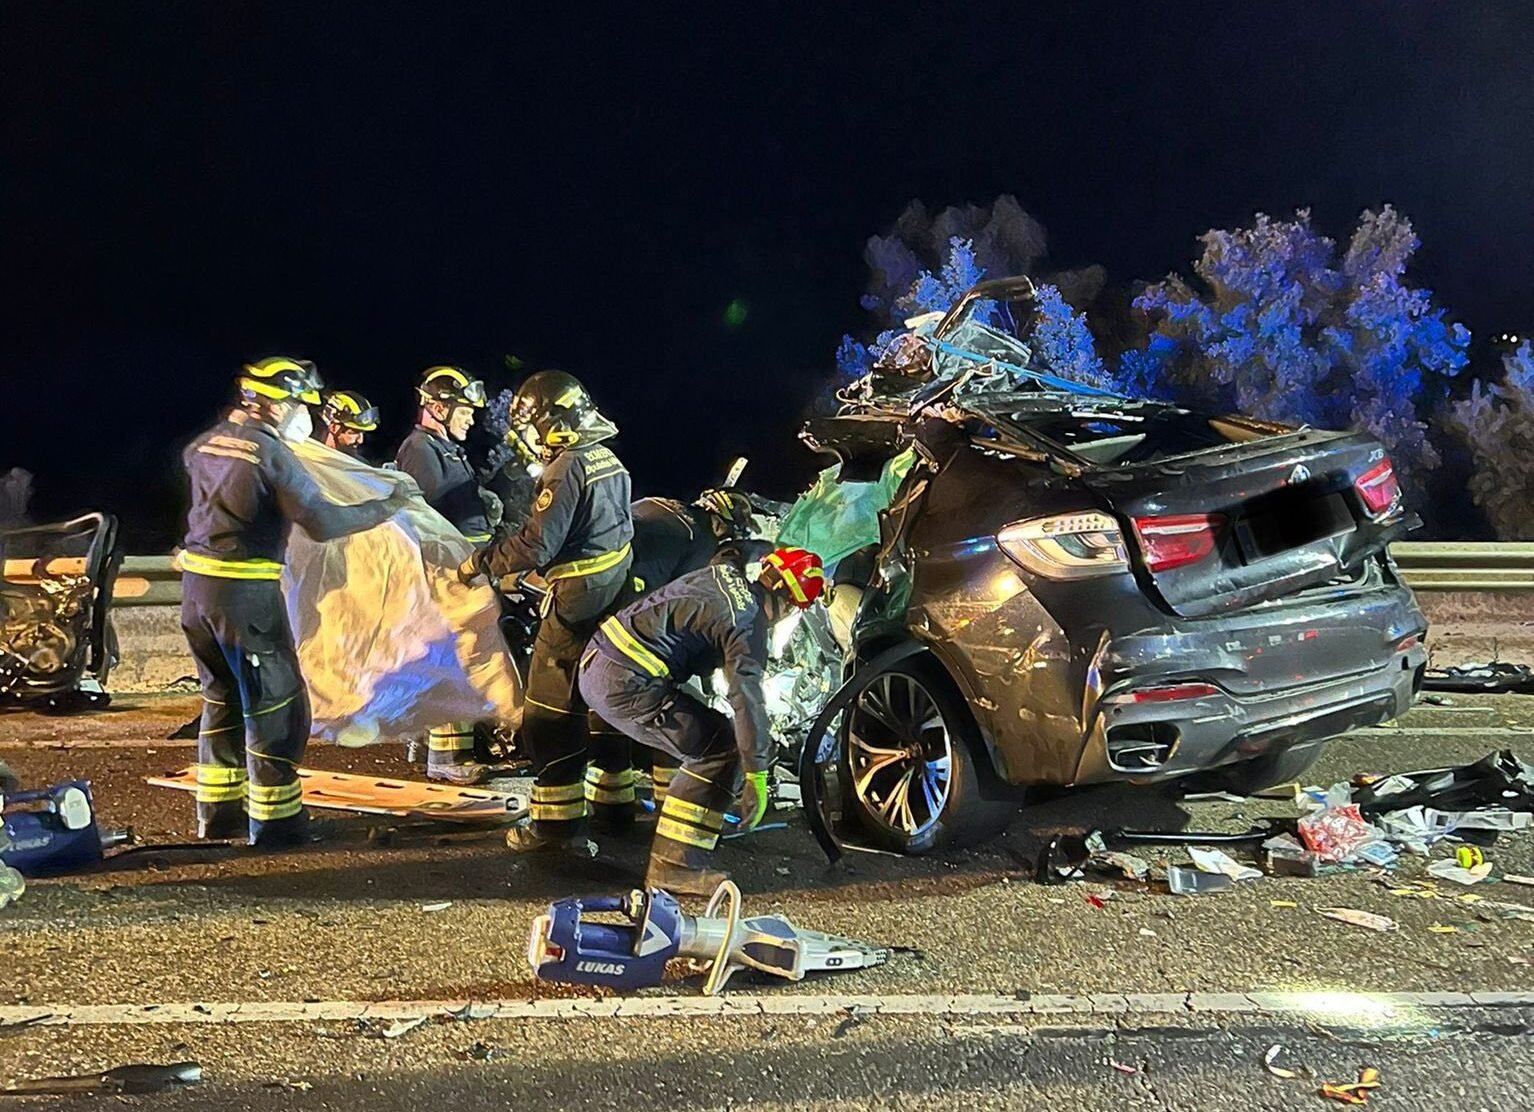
[1238, 491, 1353, 560]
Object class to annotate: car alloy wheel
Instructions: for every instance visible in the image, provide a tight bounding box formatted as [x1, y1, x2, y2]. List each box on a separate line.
[847, 670, 954, 838]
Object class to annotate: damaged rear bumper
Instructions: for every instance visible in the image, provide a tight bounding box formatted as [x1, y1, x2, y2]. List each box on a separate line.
[1072, 582, 1427, 784]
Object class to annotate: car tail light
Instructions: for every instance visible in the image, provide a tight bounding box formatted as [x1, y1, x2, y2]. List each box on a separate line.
[996, 511, 1129, 580]
[1130, 682, 1220, 703]
[1132, 514, 1224, 572]
[1355, 458, 1401, 518]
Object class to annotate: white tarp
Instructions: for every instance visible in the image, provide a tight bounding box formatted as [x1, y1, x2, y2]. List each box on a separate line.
[281, 439, 521, 746]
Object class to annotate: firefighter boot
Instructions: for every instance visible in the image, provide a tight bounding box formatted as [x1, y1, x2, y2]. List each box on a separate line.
[426, 724, 505, 785]
[645, 842, 728, 898]
[504, 822, 594, 858]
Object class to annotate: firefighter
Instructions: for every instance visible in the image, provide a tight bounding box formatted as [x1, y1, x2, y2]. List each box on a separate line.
[577, 547, 825, 894]
[395, 366, 493, 543]
[318, 390, 379, 458]
[629, 488, 754, 596]
[396, 366, 507, 783]
[623, 488, 756, 809]
[459, 370, 633, 852]
[180, 357, 406, 845]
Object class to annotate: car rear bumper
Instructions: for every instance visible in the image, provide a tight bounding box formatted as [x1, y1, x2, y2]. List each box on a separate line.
[1071, 582, 1427, 783]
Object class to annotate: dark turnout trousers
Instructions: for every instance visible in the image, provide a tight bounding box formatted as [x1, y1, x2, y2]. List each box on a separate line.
[522, 560, 631, 838]
[180, 573, 312, 843]
[578, 651, 736, 869]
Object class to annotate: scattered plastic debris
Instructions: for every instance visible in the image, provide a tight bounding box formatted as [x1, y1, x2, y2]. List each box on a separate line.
[0, 1062, 202, 1096]
[1108, 1059, 1139, 1075]
[1183, 791, 1248, 803]
[1299, 785, 1392, 864]
[1422, 661, 1534, 695]
[421, 901, 453, 913]
[1270, 900, 1298, 908]
[1477, 899, 1534, 923]
[1189, 846, 1263, 882]
[1427, 923, 1460, 934]
[382, 1017, 428, 1039]
[1264, 832, 1323, 877]
[1318, 1065, 1381, 1105]
[1262, 1044, 1301, 1080]
[1093, 850, 1152, 882]
[1505, 874, 1534, 887]
[1316, 907, 1398, 932]
[1167, 866, 1234, 895]
[1085, 893, 1108, 910]
[1138, 927, 1158, 937]
[1425, 858, 1494, 885]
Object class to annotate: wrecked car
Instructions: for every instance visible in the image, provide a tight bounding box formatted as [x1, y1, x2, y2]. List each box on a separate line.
[1, 513, 122, 713]
[775, 277, 1428, 855]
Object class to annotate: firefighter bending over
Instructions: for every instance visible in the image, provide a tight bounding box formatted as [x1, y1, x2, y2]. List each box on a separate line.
[460, 371, 633, 853]
[578, 547, 825, 895]
[180, 357, 406, 845]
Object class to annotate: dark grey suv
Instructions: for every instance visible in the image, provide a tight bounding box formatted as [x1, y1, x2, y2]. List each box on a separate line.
[800, 278, 1427, 855]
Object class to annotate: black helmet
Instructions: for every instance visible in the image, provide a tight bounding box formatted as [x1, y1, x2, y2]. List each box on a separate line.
[694, 488, 753, 540]
[239, 356, 323, 405]
[509, 370, 616, 459]
[320, 390, 379, 432]
[417, 366, 487, 409]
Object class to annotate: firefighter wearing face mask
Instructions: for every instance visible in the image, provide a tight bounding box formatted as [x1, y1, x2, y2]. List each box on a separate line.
[577, 547, 825, 894]
[180, 357, 407, 845]
[396, 366, 508, 783]
[460, 370, 633, 853]
[319, 390, 379, 459]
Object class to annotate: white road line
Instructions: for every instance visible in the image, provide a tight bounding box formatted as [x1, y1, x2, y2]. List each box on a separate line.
[2, 991, 1532, 1028]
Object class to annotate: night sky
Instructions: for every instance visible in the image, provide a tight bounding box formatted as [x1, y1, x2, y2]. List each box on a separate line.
[4, 2, 1532, 548]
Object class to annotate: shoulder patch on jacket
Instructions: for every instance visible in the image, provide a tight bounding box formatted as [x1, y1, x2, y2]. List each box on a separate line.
[535, 487, 555, 512]
[712, 564, 755, 620]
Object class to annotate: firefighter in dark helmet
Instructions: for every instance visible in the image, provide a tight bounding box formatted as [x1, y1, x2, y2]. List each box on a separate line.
[180, 357, 407, 845]
[578, 547, 825, 894]
[459, 370, 633, 852]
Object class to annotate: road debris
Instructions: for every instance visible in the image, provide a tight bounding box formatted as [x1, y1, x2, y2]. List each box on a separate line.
[0, 1062, 202, 1096]
[1108, 1059, 1139, 1075]
[1316, 907, 1398, 932]
[1425, 858, 1494, 885]
[1189, 846, 1262, 882]
[421, 901, 453, 912]
[1318, 1065, 1382, 1105]
[1299, 785, 1393, 864]
[382, 1016, 428, 1039]
[1167, 866, 1234, 895]
[456, 1042, 501, 1061]
[1262, 1044, 1302, 1079]
[1422, 661, 1534, 695]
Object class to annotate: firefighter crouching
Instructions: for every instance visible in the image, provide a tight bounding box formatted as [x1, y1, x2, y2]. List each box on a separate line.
[577, 547, 825, 895]
[459, 370, 634, 852]
[625, 487, 756, 806]
[395, 365, 506, 783]
[180, 357, 407, 845]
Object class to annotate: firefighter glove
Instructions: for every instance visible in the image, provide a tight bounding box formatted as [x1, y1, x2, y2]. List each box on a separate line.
[736, 770, 769, 831]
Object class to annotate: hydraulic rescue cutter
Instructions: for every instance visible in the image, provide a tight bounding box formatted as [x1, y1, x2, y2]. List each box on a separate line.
[528, 881, 890, 995]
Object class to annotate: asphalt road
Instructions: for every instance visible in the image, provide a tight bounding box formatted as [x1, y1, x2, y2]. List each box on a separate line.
[3, 691, 1534, 1109]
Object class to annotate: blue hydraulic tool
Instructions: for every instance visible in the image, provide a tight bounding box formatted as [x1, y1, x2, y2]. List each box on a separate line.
[1, 780, 127, 878]
[528, 881, 889, 995]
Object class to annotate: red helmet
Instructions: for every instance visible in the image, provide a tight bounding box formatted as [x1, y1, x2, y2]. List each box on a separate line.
[763, 547, 826, 609]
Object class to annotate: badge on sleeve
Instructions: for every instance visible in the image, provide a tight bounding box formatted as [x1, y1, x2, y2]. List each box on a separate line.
[535, 488, 554, 512]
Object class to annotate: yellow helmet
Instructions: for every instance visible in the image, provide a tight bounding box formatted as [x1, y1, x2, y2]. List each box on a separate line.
[417, 365, 487, 408]
[239, 357, 323, 405]
[320, 390, 379, 432]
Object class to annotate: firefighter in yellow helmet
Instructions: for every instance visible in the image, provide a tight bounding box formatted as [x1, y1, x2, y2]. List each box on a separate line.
[180, 357, 407, 845]
[460, 370, 634, 853]
[395, 366, 508, 784]
[319, 390, 379, 458]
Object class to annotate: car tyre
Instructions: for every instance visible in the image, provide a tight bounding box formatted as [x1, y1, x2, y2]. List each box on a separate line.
[841, 657, 1014, 854]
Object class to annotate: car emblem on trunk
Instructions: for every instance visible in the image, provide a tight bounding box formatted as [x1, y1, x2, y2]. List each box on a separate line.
[1288, 464, 1310, 485]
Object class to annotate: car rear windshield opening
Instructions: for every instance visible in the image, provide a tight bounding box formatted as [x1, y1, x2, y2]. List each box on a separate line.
[1011, 410, 1244, 466]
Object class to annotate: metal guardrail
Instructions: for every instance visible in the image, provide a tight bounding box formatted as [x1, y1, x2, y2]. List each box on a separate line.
[1388, 542, 1534, 592]
[102, 543, 1534, 606]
